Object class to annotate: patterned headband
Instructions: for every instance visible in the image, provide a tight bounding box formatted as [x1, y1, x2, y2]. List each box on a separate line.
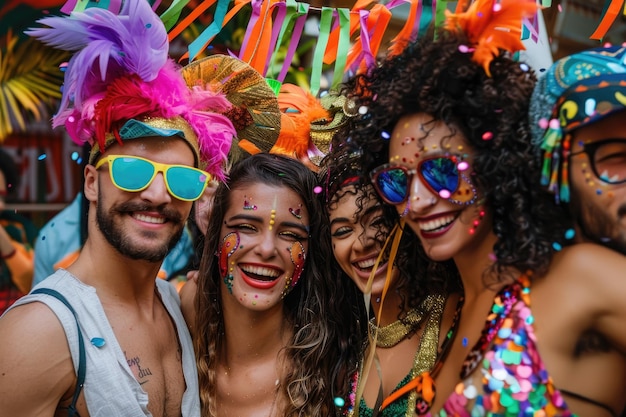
[530, 45, 626, 203]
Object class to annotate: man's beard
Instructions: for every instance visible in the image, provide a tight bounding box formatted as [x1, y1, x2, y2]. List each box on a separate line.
[569, 188, 626, 255]
[96, 189, 185, 262]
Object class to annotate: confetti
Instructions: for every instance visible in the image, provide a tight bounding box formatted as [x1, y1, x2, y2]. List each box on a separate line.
[482, 131, 493, 141]
[90, 337, 106, 347]
[313, 186, 322, 194]
[334, 397, 345, 407]
[548, 119, 560, 130]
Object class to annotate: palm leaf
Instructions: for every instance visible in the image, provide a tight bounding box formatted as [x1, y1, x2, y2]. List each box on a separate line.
[0, 30, 69, 142]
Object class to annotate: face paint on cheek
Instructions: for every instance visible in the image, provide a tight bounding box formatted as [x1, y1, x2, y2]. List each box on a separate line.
[282, 241, 306, 298]
[578, 162, 614, 196]
[448, 173, 477, 205]
[218, 232, 240, 294]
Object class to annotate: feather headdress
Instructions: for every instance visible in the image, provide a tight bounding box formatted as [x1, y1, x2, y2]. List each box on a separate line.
[444, 0, 538, 76]
[241, 84, 356, 172]
[26, 0, 235, 178]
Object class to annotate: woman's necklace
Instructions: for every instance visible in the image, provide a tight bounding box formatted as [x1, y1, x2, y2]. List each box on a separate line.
[349, 294, 449, 417]
[405, 293, 446, 417]
[369, 306, 426, 348]
[378, 293, 465, 415]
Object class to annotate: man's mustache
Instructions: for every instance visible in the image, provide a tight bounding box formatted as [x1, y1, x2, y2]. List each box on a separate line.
[114, 202, 184, 224]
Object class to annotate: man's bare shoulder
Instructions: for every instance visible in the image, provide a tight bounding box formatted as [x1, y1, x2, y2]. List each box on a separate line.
[551, 243, 625, 283]
[0, 301, 76, 416]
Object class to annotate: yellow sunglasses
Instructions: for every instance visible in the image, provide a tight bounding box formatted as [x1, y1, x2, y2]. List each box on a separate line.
[95, 155, 211, 202]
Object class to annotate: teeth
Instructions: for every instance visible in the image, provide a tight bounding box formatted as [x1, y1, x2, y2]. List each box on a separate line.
[355, 257, 388, 270]
[419, 215, 456, 232]
[356, 258, 376, 269]
[133, 213, 165, 224]
[240, 265, 280, 280]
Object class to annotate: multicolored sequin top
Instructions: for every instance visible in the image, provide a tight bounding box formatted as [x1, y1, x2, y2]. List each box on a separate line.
[422, 275, 577, 417]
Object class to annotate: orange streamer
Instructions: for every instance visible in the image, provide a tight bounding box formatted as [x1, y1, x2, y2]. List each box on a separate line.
[168, 0, 217, 42]
[590, 0, 625, 40]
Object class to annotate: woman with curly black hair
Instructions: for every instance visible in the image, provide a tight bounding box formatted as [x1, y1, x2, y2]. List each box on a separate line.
[319, 143, 460, 417]
[340, 0, 626, 416]
[180, 153, 358, 417]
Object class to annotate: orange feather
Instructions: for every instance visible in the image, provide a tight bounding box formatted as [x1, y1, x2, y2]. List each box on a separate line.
[272, 84, 330, 159]
[444, 0, 538, 76]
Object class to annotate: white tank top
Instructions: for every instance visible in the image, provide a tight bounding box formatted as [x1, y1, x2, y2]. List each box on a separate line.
[11, 269, 200, 417]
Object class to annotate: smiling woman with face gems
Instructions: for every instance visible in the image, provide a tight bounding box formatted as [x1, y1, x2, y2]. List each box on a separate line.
[181, 153, 359, 417]
[340, 0, 626, 416]
[319, 143, 461, 417]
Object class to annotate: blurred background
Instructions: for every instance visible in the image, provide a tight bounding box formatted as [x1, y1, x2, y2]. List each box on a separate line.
[1, 0, 624, 227]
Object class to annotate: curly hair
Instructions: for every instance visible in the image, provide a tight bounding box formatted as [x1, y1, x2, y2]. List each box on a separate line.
[194, 153, 359, 416]
[342, 29, 572, 281]
[319, 142, 460, 317]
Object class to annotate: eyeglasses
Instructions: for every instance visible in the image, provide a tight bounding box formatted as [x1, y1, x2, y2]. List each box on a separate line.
[95, 155, 211, 201]
[570, 138, 626, 185]
[370, 156, 468, 205]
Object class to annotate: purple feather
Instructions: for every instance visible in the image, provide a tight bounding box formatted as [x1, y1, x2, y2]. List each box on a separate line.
[28, 1, 168, 130]
[26, 1, 235, 178]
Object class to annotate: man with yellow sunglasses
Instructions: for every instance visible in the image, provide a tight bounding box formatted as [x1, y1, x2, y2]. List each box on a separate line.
[0, 3, 238, 417]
